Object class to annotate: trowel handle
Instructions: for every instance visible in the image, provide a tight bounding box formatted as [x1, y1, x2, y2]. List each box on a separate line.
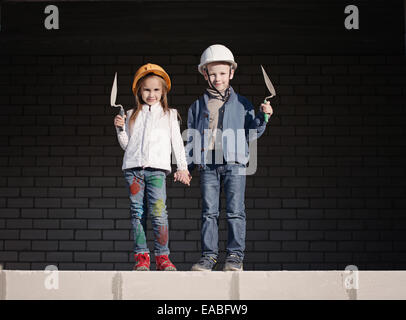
[119, 106, 125, 132]
[263, 99, 269, 123]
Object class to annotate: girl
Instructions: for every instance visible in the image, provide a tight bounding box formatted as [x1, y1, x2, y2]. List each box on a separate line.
[114, 63, 191, 271]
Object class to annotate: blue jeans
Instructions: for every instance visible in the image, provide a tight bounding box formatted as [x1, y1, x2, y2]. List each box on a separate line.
[199, 163, 247, 260]
[124, 168, 170, 256]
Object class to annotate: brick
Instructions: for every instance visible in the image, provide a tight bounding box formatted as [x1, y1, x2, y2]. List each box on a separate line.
[20, 230, 47, 240]
[21, 188, 48, 197]
[32, 241, 59, 251]
[102, 230, 129, 240]
[310, 220, 337, 230]
[48, 209, 75, 219]
[20, 209, 46, 218]
[171, 199, 198, 208]
[310, 242, 337, 251]
[306, 56, 332, 65]
[74, 252, 101, 262]
[61, 219, 87, 229]
[76, 230, 102, 240]
[46, 252, 73, 262]
[35, 198, 61, 208]
[48, 188, 75, 198]
[282, 199, 309, 208]
[62, 198, 88, 208]
[88, 220, 114, 230]
[268, 252, 296, 262]
[8, 198, 33, 208]
[101, 252, 128, 262]
[297, 231, 324, 241]
[63, 177, 89, 187]
[89, 177, 116, 187]
[324, 253, 352, 262]
[60, 241, 86, 251]
[337, 241, 364, 252]
[282, 220, 308, 230]
[88, 241, 114, 251]
[48, 230, 74, 240]
[170, 241, 197, 251]
[324, 231, 352, 241]
[282, 241, 309, 251]
[297, 252, 323, 262]
[0, 252, 18, 261]
[89, 198, 115, 208]
[4, 240, 31, 251]
[171, 219, 197, 230]
[6, 219, 32, 229]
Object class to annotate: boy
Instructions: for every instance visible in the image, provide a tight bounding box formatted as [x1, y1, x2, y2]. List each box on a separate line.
[186, 44, 273, 271]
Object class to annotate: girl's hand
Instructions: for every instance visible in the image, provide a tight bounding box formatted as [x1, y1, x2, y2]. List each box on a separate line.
[260, 101, 273, 117]
[174, 170, 191, 186]
[114, 114, 126, 128]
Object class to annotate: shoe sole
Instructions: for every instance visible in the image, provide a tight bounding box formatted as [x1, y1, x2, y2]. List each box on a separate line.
[158, 267, 177, 271]
[223, 266, 243, 271]
[133, 266, 150, 271]
[191, 265, 214, 271]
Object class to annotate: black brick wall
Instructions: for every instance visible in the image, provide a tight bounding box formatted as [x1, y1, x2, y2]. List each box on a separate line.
[0, 0, 406, 270]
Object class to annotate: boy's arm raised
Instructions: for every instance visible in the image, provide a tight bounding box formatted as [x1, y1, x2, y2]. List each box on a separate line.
[243, 98, 268, 141]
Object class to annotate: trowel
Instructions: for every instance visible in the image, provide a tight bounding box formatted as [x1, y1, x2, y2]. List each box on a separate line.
[110, 72, 125, 131]
[260, 65, 276, 123]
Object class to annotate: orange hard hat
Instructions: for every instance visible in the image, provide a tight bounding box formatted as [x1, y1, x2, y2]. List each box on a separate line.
[132, 63, 171, 95]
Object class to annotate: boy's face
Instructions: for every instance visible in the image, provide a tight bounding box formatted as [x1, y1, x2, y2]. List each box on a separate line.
[204, 62, 234, 92]
[140, 76, 163, 105]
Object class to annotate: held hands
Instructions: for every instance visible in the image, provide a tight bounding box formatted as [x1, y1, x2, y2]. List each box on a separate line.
[174, 170, 192, 186]
[114, 114, 126, 128]
[260, 101, 273, 118]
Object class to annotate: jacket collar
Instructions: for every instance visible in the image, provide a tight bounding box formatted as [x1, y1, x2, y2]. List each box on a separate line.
[203, 86, 237, 108]
[141, 102, 163, 114]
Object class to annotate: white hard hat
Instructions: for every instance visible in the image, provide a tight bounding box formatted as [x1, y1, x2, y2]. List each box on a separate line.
[198, 44, 238, 75]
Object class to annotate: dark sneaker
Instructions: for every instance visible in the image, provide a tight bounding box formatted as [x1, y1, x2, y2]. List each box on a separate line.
[155, 255, 177, 271]
[133, 252, 150, 271]
[223, 254, 243, 271]
[191, 255, 217, 271]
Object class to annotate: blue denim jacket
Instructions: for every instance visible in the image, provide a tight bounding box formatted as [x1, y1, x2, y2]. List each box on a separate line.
[186, 87, 267, 170]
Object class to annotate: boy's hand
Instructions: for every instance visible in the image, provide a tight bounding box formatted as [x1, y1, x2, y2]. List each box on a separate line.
[260, 101, 273, 117]
[114, 114, 126, 128]
[174, 170, 192, 186]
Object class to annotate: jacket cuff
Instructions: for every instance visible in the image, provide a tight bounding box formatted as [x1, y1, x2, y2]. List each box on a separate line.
[116, 126, 126, 134]
[176, 163, 188, 171]
[257, 112, 268, 125]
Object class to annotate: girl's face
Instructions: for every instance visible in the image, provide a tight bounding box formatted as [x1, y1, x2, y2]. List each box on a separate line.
[204, 62, 234, 92]
[140, 76, 163, 105]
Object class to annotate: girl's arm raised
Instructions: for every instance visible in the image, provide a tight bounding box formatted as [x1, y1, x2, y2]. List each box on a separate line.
[115, 113, 129, 150]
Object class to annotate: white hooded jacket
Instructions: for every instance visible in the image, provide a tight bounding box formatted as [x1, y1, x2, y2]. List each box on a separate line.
[116, 102, 188, 173]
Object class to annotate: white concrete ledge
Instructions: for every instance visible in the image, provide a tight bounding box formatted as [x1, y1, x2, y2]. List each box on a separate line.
[1, 270, 406, 300]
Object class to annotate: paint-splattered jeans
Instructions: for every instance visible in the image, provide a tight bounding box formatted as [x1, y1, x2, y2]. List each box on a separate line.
[124, 167, 169, 256]
[199, 163, 247, 260]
